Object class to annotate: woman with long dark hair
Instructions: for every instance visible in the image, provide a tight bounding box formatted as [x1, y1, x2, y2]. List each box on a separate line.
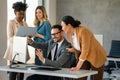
[61, 15, 107, 80]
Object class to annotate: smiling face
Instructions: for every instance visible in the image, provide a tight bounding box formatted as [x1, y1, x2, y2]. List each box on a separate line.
[61, 21, 70, 34]
[51, 28, 63, 42]
[36, 9, 43, 20]
[15, 10, 25, 22]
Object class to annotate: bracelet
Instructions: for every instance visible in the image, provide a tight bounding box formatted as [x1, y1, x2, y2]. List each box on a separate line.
[79, 58, 85, 62]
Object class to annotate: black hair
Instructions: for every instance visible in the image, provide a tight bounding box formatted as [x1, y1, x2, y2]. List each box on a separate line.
[62, 15, 81, 28]
[12, 2, 28, 11]
[52, 24, 62, 31]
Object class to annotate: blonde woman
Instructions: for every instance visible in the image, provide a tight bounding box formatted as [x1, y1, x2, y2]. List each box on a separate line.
[33, 6, 51, 65]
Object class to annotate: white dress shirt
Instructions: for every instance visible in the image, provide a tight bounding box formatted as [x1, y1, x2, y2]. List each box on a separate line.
[51, 39, 64, 60]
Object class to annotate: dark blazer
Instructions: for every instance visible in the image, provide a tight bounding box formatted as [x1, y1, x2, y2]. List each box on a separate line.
[30, 38, 73, 68]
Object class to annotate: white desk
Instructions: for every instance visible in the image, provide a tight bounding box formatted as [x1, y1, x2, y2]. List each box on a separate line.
[0, 66, 98, 79]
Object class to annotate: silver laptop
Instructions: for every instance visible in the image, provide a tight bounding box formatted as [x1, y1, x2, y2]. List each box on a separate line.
[16, 26, 36, 37]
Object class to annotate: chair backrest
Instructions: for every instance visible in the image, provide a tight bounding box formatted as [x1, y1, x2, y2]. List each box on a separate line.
[109, 40, 120, 57]
[108, 40, 120, 68]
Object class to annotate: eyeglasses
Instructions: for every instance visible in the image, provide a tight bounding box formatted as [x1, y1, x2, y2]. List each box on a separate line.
[51, 31, 61, 36]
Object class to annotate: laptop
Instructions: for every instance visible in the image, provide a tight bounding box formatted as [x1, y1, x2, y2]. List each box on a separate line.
[29, 65, 61, 71]
[16, 26, 36, 37]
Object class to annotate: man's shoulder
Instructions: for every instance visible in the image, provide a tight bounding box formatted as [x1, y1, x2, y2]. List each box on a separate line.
[63, 39, 72, 47]
[63, 38, 71, 44]
[48, 39, 54, 44]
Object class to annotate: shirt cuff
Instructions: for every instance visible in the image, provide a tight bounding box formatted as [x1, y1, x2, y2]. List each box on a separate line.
[42, 58, 45, 64]
[29, 40, 33, 44]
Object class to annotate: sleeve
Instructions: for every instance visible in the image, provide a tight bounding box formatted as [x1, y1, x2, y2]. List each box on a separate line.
[43, 45, 72, 67]
[44, 21, 51, 41]
[4, 21, 14, 60]
[30, 41, 48, 50]
[7, 21, 14, 40]
[79, 29, 91, 60]
[7, 21, 14, 45]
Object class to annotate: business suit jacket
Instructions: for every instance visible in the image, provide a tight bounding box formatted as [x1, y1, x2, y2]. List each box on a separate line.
[4, 19, 28, 61]
[30, 38, 72, 68]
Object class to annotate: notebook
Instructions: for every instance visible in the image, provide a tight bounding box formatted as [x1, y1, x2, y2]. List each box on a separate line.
[16, 26, 36, 37]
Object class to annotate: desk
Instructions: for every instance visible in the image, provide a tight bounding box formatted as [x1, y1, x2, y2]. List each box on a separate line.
[107, 57, 120, 62]
[106, 57, 120, 79]
[107, 57, 120, 69]
[0, 66, 98, 79]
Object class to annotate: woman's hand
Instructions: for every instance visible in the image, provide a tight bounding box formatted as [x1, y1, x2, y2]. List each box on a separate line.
[69, 66, 80, 71]
[66, 47, 75, 53]
[35, 32, 40, 37]
[7, 64, 12, 68]
[35, 32, 44, 39]
[69, 59, 84, 71]
[7, 60, 12, 68]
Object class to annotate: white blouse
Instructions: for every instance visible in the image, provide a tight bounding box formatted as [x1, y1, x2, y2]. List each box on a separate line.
[72, 32, 85, 61]
[72, 32, 80, 51]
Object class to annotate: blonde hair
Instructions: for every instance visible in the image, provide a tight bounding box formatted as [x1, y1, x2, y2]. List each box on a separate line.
[34, 6, 48, 26]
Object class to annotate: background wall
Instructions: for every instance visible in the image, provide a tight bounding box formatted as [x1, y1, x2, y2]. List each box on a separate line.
[0, 0, 8, 80]
[56, 0, 120, 54]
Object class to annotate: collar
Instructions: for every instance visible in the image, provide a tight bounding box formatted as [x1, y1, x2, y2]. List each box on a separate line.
[57, 39, 64, 49]
[14, 18, 24, 26]
[14, 18, 19, 24]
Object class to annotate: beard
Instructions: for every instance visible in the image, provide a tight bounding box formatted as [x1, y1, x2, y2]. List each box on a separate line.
[53, 39, 57, 42]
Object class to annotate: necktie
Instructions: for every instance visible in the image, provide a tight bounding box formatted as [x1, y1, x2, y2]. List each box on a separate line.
[48, 51, 51, 60]
[54, 43, 58, 60]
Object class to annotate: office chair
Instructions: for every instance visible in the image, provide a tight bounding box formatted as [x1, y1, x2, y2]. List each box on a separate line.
[104, 40, 120, 78]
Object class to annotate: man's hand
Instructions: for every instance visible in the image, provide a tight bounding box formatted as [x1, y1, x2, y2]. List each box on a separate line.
[36, 49, 45, 63]
[27, 36, 33, 44]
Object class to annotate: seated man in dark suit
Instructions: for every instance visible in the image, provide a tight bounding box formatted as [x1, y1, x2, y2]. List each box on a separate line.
[26, 24, 76, 80]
